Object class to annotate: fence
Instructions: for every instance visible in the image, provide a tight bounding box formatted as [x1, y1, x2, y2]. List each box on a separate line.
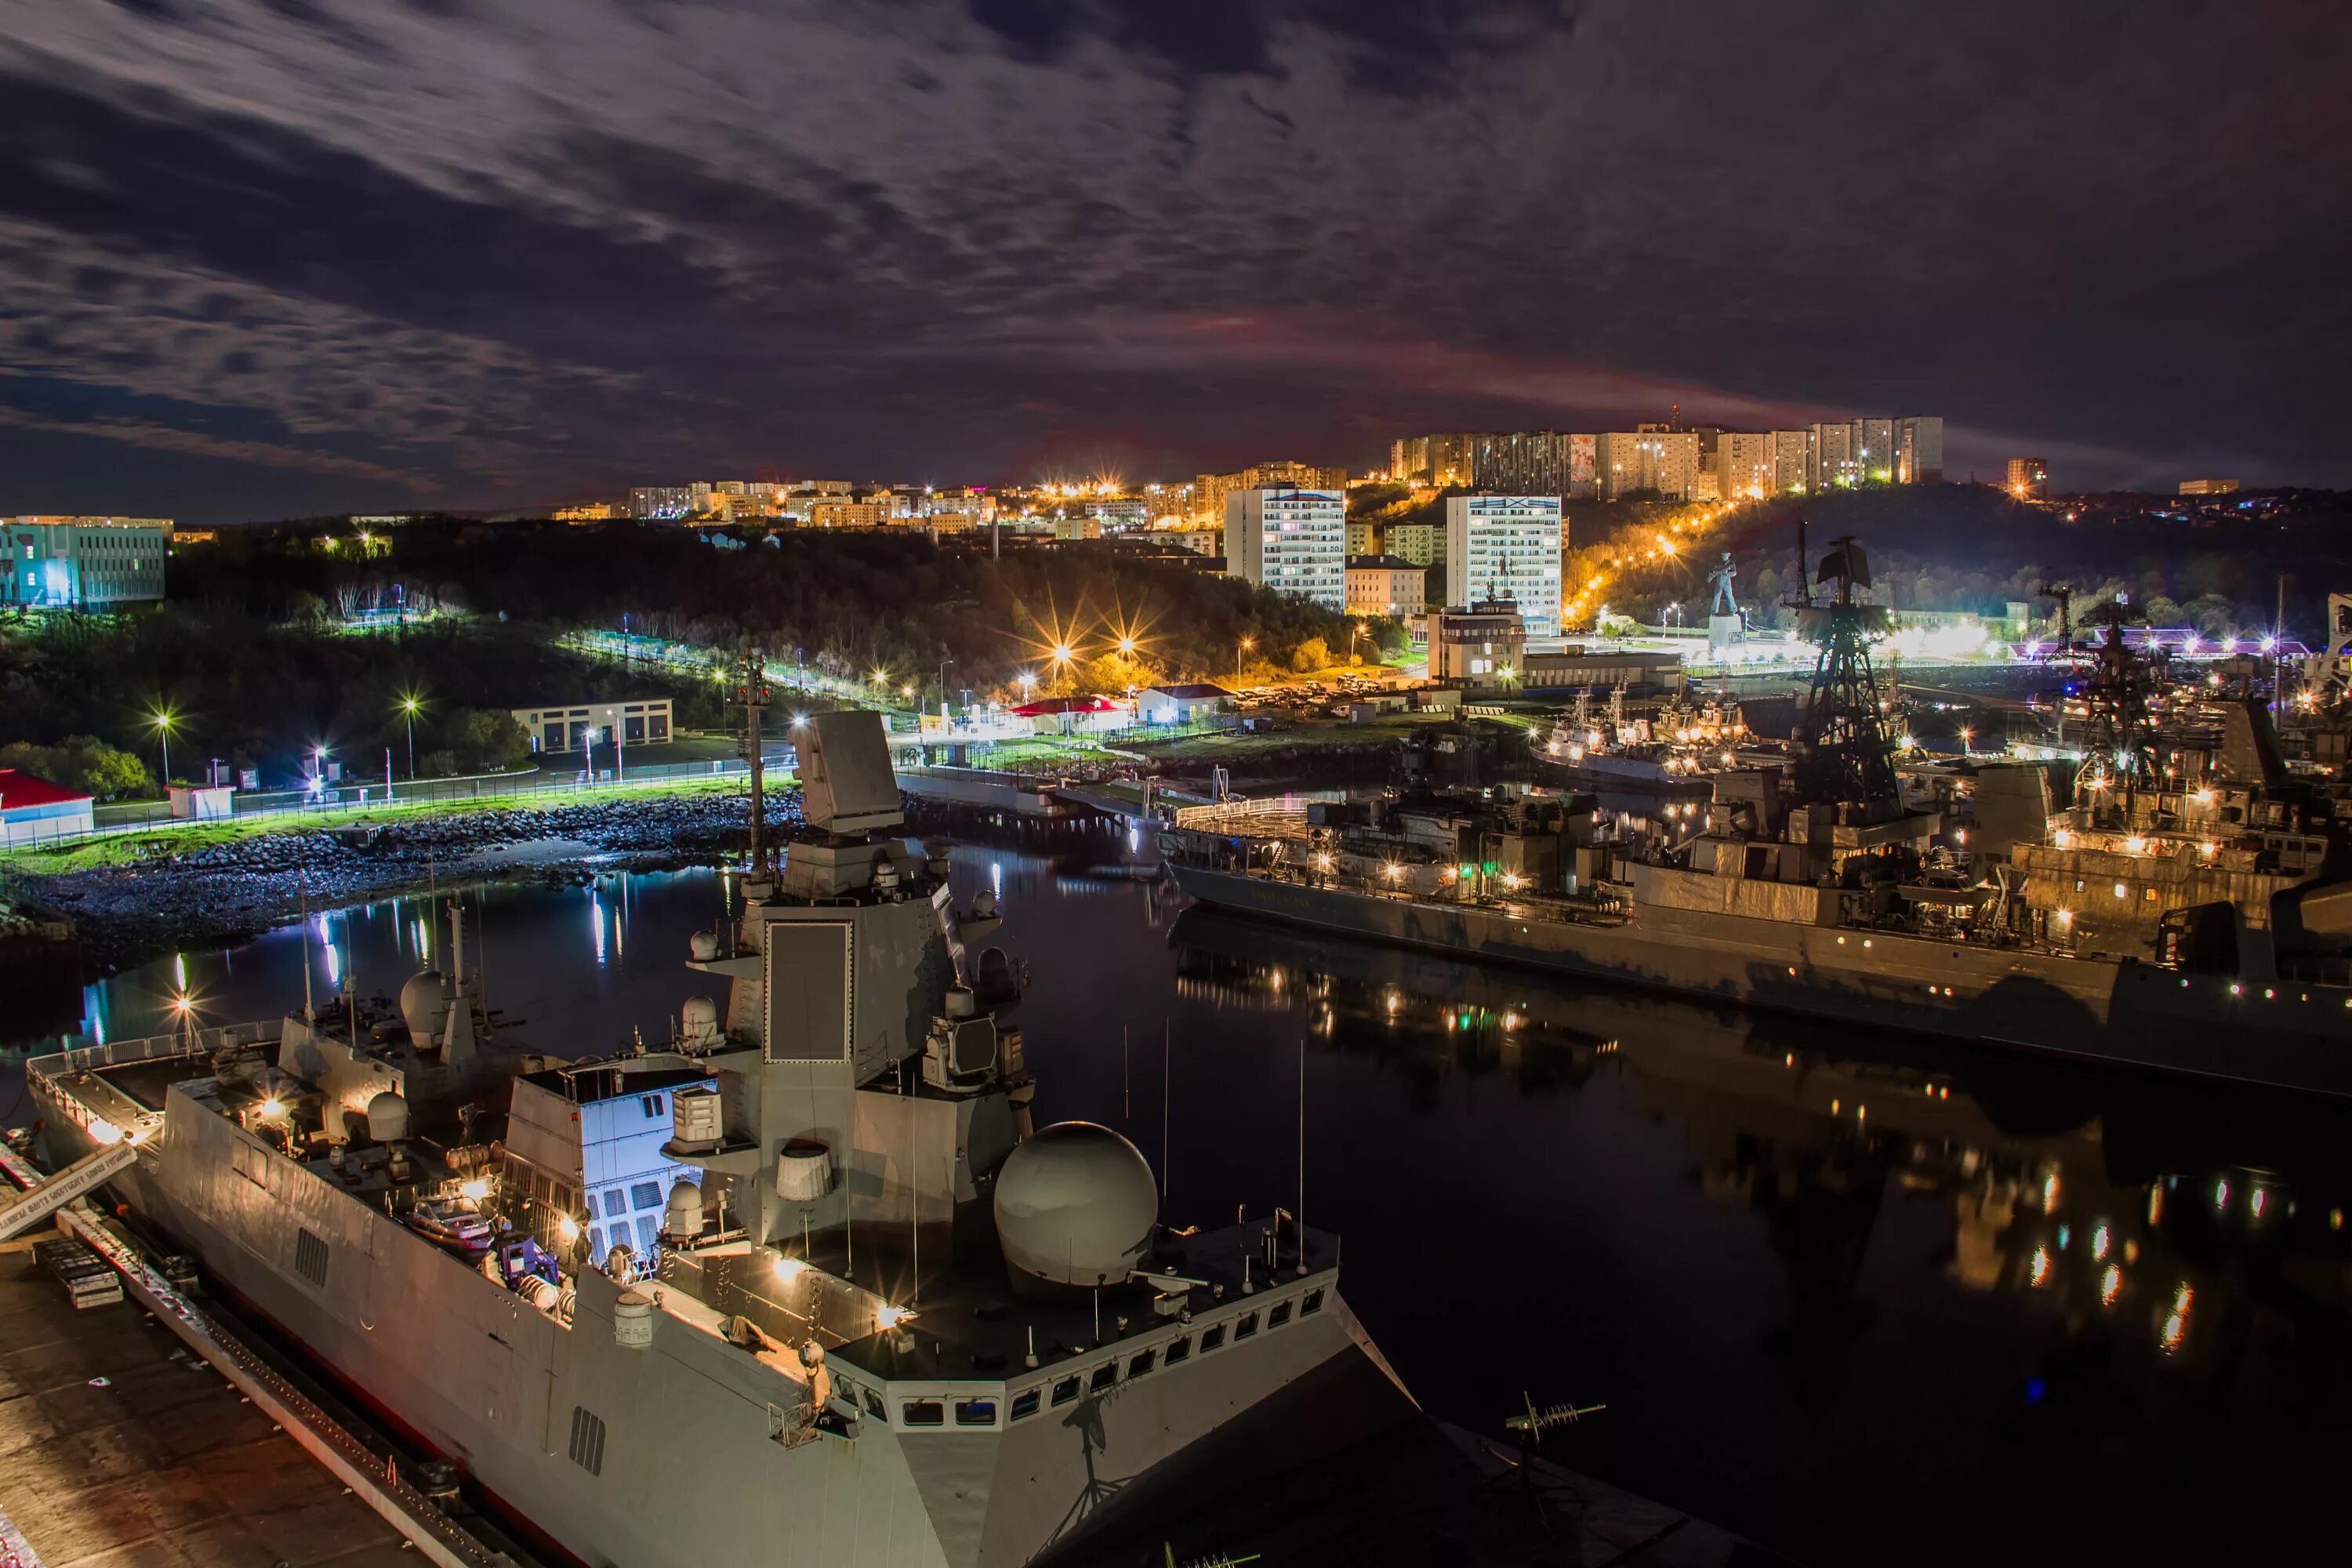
[3, 749, 801, 852]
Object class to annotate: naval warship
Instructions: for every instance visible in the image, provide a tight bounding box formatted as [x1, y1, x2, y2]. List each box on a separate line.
[27, 706, 1409, 1566]
[1165, 539, 2352, 1097]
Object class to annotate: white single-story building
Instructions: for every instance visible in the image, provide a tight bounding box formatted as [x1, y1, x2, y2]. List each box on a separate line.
[1138, 683, 1232, 724]
[0, 769, 95, 846]
[511, 699, 673, 754]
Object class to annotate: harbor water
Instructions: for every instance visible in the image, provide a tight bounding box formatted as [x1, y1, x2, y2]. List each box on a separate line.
[14, 847, 2352, 1565]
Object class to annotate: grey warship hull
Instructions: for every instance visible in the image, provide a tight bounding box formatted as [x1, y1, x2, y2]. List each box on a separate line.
[31, 1029, 1399, 1568]
[1164, 864, 2352, 1096]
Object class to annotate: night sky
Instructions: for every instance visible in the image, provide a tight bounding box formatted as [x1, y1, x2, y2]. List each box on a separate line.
[4, 1, 2347, 522]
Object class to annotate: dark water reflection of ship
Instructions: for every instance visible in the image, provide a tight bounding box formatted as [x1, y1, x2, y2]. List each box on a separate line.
[1173, 906, 2352, 1450]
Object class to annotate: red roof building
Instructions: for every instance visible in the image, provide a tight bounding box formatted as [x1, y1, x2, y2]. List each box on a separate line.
[0, 768, 96, 846]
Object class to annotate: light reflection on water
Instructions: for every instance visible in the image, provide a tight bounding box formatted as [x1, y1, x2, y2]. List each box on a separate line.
[16, 852, 2352, 1563]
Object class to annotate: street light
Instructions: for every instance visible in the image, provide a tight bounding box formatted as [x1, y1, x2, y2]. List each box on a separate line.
[1236, 636, 1254, 680]
[149, 708, 176, 787]
[398, 694, 422, 780]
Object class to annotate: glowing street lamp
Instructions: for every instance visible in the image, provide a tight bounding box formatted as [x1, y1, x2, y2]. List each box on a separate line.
[1236, 636, 1254, 680]
[148, 707, 177, 786]
[398, 693, 423, 780]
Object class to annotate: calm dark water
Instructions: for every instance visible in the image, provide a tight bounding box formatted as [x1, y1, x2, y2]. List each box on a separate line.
[20, 848, 2352, 1565]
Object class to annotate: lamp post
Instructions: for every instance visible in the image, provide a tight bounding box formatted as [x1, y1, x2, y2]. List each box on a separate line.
[400, 695, 420, 780]
[149, 709, 176, 789]
[938, 658, 956, 722]
[1236, 636, 1254, 681]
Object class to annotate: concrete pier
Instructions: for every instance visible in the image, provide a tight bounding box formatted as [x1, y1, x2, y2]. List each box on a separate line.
[0, 1236, 412, 1568]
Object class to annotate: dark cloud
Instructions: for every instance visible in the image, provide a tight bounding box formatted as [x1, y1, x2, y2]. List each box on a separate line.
[0, 0, 2344, 520]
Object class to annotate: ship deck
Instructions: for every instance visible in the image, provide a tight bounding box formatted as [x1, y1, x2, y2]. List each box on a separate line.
[826, 1220, 1340, 1382]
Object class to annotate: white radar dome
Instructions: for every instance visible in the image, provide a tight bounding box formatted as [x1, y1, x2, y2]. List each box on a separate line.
[993, 1121, 1157, 1289]
[680, 995, 720, 1043]
[365, 1091, 411, 1142]
[398, 970, 453, 1044]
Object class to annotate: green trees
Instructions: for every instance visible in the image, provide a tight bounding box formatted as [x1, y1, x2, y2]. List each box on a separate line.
[0, 735, 151, 800]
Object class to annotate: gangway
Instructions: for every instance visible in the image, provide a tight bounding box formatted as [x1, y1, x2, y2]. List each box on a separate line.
[0, 1138, 140, 1241]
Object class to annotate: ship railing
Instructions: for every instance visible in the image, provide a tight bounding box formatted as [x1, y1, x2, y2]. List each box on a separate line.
[34, 1019, 278, 1080]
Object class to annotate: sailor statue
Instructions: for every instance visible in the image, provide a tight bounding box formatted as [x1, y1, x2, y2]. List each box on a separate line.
[1706, 551, 1745, 654]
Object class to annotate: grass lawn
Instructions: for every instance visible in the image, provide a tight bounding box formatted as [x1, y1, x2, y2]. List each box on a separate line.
[2, 773, 771, 875]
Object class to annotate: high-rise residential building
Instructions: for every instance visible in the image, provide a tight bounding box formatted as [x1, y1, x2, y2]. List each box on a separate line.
[1855, 418, 1896, 484]
[1388, 436, 1429, 481]
[1385, 520, 1436, 566]
[1715, 433, 1776, 500]
[1471, 430, 1570, 495]
[1896, 417, 1944, 485]
[1445, 495, 1563, 638]
[2006, 458, 2050, 500]
[1566, 434, 1598, 499]
[1595, 431, 1701, 500]
[1771, 430, 1813, 495]
[1346, 557, 1427, 619]
[1193, 461, 1347, 525]
[2, 517, 172, 608]
[630, 486, 693, 521]
[1809, 423, 1857, 491]
[1345, 519, 1381, 557]
[1225, 487, 1345, 610]
[1425, 434, 1477, 487]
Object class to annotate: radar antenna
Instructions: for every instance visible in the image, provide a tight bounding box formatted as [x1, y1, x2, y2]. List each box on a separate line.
[1791, 533, 1900, 805]
[1506, 1393, 1608, 1447]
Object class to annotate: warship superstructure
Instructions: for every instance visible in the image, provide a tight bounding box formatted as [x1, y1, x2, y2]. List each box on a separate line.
[28, 709, 1405, 1566]
[1167, 539, 2352, 1095]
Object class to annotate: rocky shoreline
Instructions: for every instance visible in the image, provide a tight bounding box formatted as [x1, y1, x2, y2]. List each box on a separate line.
[16, 792, 808, 974]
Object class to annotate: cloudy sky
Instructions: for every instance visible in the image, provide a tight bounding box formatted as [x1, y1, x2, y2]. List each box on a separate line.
[3, 0, 2347, 521]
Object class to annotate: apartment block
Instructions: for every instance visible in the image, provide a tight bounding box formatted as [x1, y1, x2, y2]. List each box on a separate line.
[1225, 488, 1345, 610]
[1445, 495, 1563, 638]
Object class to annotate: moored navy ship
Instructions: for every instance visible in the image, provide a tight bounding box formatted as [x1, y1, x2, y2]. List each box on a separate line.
[27, 707, 1407, 1566]
[1166, 539, 2352, 1096]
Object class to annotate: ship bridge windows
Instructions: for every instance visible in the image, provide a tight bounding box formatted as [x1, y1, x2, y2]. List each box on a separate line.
[1163, 1335, 1191, 1366]
[1051, 1376, 1081, 1406]
[1009, 1388, 1041, 1421]
[953, 1399, 997, 1427]
[1234, 1310, 1260, 1341]
[1302, 1288, 1325, 1315]
[1200, 1324, 1226, 1352]
[1269, 1300, 1293, 1329]
[1127, 1348, 1155, 1378]
[862, 1387, 886, 1420]
[1089, 1362, 1119, 1392]
[902, 1400, 944, 1428]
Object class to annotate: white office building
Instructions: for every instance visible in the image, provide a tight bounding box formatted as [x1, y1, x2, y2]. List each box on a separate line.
[1225, 488, 1345, 611]
[1445, 495, 1563, 638]
[3, 517, 172, 608]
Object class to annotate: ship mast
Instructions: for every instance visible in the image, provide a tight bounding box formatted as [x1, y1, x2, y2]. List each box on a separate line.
[2074, 598, 2160, 820]
[733, 643, 774, 875]
[1791, 532, 1900, 806]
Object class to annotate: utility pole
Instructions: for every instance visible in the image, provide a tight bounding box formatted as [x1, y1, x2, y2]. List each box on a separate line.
[736, 643, 773, 874]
